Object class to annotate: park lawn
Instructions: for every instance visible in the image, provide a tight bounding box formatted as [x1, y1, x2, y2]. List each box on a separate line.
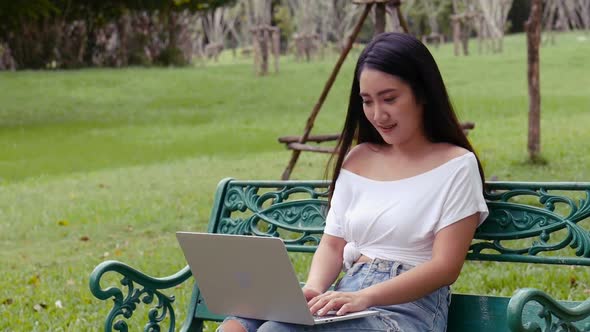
[0, 32, 589, 331]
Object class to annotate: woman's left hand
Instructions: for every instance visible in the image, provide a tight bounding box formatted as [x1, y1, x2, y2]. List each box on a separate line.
[307, 290, 370, 316]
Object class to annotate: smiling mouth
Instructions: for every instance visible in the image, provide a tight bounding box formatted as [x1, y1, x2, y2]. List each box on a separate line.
[378, 123, 397, 130]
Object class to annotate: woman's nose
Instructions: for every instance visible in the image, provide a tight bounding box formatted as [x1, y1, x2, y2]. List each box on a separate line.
[373, 103, 389, 122]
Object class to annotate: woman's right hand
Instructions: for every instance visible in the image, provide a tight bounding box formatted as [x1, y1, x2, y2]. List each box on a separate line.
[302, 286, 322, 302]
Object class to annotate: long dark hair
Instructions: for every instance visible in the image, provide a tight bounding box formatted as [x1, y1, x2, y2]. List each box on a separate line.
[328, 32, 485, 198]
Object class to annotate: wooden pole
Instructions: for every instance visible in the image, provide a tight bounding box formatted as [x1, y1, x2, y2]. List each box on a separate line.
[287, 143, 336, 154]
[279, 134, 341, 144]
[526, 0, 542, 160]
[281, 3, 373, 180]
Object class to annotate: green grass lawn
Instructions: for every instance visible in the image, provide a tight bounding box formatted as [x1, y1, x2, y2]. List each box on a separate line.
[0, 32, 589, 331]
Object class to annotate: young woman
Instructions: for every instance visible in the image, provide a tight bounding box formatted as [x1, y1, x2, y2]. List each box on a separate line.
[218, 32, 489, 332]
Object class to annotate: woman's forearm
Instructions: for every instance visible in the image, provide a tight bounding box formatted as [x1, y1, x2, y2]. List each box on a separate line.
[359, 260, 455, 307]
[304, 237, 345, 293]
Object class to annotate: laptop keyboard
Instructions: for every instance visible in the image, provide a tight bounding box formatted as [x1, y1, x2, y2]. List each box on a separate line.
[313, 311, 339, 319]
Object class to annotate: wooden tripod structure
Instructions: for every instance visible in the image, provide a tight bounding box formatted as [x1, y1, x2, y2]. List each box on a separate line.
[279, 0, 410, 180]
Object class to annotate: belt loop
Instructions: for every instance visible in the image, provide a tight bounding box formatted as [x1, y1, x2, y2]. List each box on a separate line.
[390, 261, 401, 278]
[366, 257, 376, 273]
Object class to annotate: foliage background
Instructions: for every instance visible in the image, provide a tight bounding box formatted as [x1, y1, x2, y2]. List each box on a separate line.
[0, 31, 589, 331]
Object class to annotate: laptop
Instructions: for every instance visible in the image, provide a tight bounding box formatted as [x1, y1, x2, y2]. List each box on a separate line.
[176, 232, 380, 325]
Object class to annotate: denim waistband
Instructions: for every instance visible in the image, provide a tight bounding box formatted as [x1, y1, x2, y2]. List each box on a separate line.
[346, 257, 415, 275]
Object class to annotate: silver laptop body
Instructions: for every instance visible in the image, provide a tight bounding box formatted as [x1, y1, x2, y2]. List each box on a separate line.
[176, 232, 380, 325]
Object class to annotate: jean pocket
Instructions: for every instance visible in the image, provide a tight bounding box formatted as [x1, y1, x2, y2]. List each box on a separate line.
[346, 261, 367, 277]
[333, 275, 344, 290]
[409, 289, 443, 326]
[334, 273, 360, 292]
[410, 294, 437, 316]
[376, 314, 403, 332]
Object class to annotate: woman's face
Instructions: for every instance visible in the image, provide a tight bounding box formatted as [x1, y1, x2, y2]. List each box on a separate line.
[359, 68, 425, 146]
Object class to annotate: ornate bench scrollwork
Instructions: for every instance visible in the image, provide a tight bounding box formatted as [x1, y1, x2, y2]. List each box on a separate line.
[89, 261, 192, 332]
[507, 288, 590, 332]
[217, 181, 330, 251]
[470, 183, 590, 265]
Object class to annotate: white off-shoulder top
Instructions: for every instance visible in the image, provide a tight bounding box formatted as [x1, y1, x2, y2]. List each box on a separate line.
[324, 152, 489, 268]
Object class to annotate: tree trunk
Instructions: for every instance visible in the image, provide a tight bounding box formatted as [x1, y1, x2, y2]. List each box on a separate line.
[526, 0, 542, 160]
[168, 11, 178, 50]
[249, 0, 272, 76]
[478, 0, 513, 53]
[260, 28, 269, 75]
[117, 15, 130, 66]
[83, 14, 97, 66]
[422, 0, 443, 36]
[477, 16, 484, 53]
[374, 3, 387, 36]
[461, 22, 470, 55]
[452, 17, 461, 56]
[394, 3, 410, 33]
[579, 0, 590, 30]
[272, 28, 280, 73]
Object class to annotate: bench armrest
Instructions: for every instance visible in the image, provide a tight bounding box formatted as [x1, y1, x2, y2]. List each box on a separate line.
[507, 288, 590, 332]
[89, 260, 192, 332]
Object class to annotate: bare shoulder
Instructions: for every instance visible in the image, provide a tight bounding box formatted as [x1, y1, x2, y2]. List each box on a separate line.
[433, 143, 471, 161]
[341, 143, 377, 172]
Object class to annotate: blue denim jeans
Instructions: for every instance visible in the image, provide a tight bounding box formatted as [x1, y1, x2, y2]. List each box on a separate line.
[218, 258, 450, 332]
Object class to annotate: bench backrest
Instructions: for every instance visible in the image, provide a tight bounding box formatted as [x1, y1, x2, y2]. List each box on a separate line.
[210, 178, 590, 266]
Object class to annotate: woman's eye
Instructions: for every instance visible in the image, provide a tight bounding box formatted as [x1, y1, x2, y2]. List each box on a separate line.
[362, 100, 373, 105]
[384, 97, 396, 103]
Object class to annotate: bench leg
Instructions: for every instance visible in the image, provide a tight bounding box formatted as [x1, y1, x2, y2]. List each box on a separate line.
[180, 283, 206, 332]
[179, 318, 204, 332]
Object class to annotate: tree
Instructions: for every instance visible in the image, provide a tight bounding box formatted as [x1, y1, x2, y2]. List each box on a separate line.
[326, 0, 364, 51]
[422, 0, 448, 36]
[0, 1, 60, 68]
[543, 0, 590, 41]
[507, 0, 532, 33]
[526, 0, 542, 161]
[451, 0, 478, 56]
[286, 0, 321, 61]
[0, 0, 236, 69]
[243, 0, 277, 75]
[478, 0, 513, 52]
[201, 4, 242, 60]
[578, 0, 590, 30]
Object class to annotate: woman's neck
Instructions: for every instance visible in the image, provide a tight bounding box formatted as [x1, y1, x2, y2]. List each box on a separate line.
[383, 133, 433, 159]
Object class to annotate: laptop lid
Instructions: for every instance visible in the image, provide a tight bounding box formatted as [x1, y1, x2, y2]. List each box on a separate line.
[176, 232, 380, 326]
[176, 232, 316, 325]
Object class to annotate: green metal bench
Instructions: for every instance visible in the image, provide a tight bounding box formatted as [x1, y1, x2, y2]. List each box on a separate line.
[90, 178, 590, 331]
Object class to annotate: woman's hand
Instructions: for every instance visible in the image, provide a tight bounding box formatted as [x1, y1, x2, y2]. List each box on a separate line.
[307, 290, 371, 316]
[302, 286, 322, 301]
